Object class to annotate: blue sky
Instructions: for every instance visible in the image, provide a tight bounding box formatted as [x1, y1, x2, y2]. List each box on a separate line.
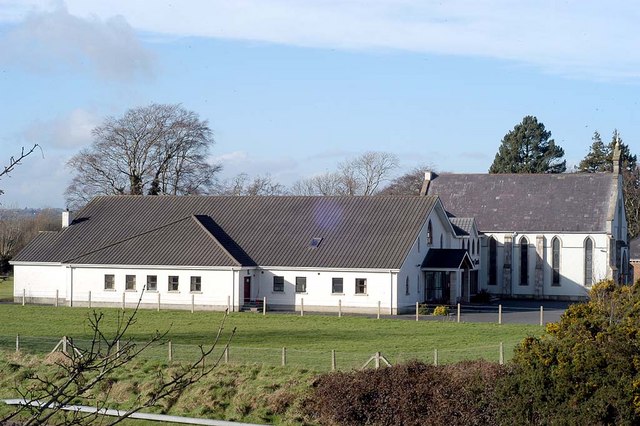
[1, 0, 640, 208]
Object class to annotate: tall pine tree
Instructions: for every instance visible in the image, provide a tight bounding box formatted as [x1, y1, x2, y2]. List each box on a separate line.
[577, 130, 637, 173]
[489, 116, 566, 174]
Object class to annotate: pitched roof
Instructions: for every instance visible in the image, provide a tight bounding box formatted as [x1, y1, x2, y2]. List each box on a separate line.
[428, 173, 619, 233]
[449, 217, 475, 237]
[13, 195, 439, 269]
[421, 249, 472, 269]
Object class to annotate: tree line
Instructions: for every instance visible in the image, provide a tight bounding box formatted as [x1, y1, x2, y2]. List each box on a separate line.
[3, 106, 640, 242]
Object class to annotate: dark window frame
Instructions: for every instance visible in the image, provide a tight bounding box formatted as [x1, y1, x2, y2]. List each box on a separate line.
[332, 277, 343, 294]
[104, 274, 115, 290]
[146, 275, 157, 291]
[273, 276, 284, 292]
[355, 278, 367, 294]
[125, 274, 136, 291]
[295, 276, 307, 293]
[168, 276, 179, 292]
[190, 276, 202, 292]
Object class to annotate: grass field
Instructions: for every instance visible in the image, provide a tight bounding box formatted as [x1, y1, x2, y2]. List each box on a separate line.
[0, 277, 12, 302]
[0, 303, 543, 368]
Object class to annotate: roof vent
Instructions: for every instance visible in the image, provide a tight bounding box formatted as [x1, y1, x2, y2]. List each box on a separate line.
[310, 237, 323, 248]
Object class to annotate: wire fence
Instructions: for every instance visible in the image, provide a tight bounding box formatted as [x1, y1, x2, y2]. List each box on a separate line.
[0, 334, 517, 371]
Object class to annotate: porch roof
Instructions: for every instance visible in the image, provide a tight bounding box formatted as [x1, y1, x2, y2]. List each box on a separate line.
[421, 249, 473, 270]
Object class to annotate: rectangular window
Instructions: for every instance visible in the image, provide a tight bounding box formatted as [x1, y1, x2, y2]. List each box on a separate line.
[355, 278, 367, 294]
[332, 277, 343, 294]
[190, 276, 202, 292]
[273, 276, 284, 292]
[146, 275, 157, 291]
[168, 276, 179, 292]
[295, 276, 306, 293]
[125, 275, 136, 291]
[104, 274, 115, 290]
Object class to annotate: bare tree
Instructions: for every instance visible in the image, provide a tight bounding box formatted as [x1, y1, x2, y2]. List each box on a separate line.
[2, 292, 234, 426]
[65, 104, 221, 209]
[378, 164, 437, 196]
[215, 173, 287, 196]
[1, 144, 40, 197]
[291, 152, 399, 196]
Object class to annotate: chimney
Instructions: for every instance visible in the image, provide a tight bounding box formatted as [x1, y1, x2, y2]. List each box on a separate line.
[62, 209, 72, 228]
[613, 136, 622, 175]
[420, 171, 437, 196]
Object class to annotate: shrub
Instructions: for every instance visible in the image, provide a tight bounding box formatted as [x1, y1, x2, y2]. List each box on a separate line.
[304, 360, 505, 426]
[495, 280, 640, 424]
[418, 303, 429, 315]
[432, 305, 449, 316]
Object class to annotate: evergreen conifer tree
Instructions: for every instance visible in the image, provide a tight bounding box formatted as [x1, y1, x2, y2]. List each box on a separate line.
[489, 116, 566, 173]
[577, 130, 636, 173]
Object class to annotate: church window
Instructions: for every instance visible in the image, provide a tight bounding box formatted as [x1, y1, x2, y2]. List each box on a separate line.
[584, 237, 593, 287]
[440, 234, 443, 248]
[427, 221, 433, 246]
[405, 276, 410, 295]
[489, 237, 497, 285]
[519, 237, 529, 286]
[552, 237, 561, 286]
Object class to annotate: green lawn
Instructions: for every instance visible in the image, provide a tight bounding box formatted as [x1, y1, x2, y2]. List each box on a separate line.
[0, 277, 12, 301]
[0, 304, 542, 369]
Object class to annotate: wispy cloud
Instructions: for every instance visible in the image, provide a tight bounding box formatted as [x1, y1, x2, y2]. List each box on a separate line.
[25, 0, 636, 81]
[0, 2, 154, 81]
[22, 108, 98, 149]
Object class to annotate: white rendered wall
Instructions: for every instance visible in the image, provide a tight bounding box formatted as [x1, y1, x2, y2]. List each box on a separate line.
[481, 232, 610, 300]
[13, 263, 65, 303]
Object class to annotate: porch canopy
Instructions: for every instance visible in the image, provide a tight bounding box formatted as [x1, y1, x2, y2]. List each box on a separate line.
[420, 249, 474, 304]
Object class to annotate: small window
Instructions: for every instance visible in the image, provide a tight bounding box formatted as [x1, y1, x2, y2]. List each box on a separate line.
[427, 221, 433, 246]
[190, 276, 202, 292]
[273, 276, 284, 292]
[405, 276, 410, 295]
[295, 276, 306, 293]
[310, 237, 323, 248]
[168, 276, 179, 292]
[355, 278, 367, 294]
[125, 275, 136, 291]
[104, 274, 115, 290]
[146, 275, 157, 291]
[332, 277, 343, 294]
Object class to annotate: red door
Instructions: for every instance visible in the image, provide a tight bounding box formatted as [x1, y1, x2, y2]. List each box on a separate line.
[243, 277, 251, 303]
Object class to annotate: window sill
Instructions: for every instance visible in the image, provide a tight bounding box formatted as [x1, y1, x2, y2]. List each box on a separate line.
[355, 293, 368, 296]
[296, 292, 308, 295]
[168, 290, 180, 293]
[125, 289, 137, 292]
[272, 291, 284, 294]
[104, 288, 116, 292]
[146, 290, 158, 293]
[332, 293, 345, 296]
[190, 291, 203, 294]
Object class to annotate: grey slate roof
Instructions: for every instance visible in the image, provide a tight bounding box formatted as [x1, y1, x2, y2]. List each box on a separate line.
[449, 217, 475, 236]
[428, 173, 618, 233]
[421, 249, 472, 269]
[14, 195, 439, 269]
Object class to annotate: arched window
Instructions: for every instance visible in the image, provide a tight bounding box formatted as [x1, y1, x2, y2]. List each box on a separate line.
[552, 237, 561, 286]
[405, 276, 410, 295]
[440, 234, 443, 248]
[519, 236, 529, 286]
[584, 237, 593, 287]
[489, 237, 497, 286]
[427, 221, 433, 246]
[471, 239, 475, 255]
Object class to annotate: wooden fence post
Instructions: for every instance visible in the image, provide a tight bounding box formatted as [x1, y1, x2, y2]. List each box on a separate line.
[377, 301, 381, 319]
[191, 294, 195, 313]
[457, 303, 461, 323]
[416, 302, 419, 321]
[498, 304, 503, 325]
[62, 336, 67, 354]
[116, 339, 120, 357]
[282, 347, 287, 366]
[122, 292, 125, 311]
[433, 348, 438, 366]
[224, 346, 229, 364]
[338, 299, 342, 317]
[375, 352, 381, 369]
[15, 334, 19, 352]
[331, 349, 336, 371]
[499, 342, 504, 365]
[55, 290, 59, 307]
[539, 305, 544, 326]
[22, 289, 25, 306]
[88, 291, 92, 309]
[227, 295, 231, 313]
[168, 341, 173, 362]
[263, 297, 267, 315]
[301, 298, 304, 317]
[157, 292, 161, 312]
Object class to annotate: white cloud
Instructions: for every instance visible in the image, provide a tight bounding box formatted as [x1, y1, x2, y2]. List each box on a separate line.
[0, 2, 154, 81]
[24, 0, 636, 81]
[22, 108, 98, 149]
